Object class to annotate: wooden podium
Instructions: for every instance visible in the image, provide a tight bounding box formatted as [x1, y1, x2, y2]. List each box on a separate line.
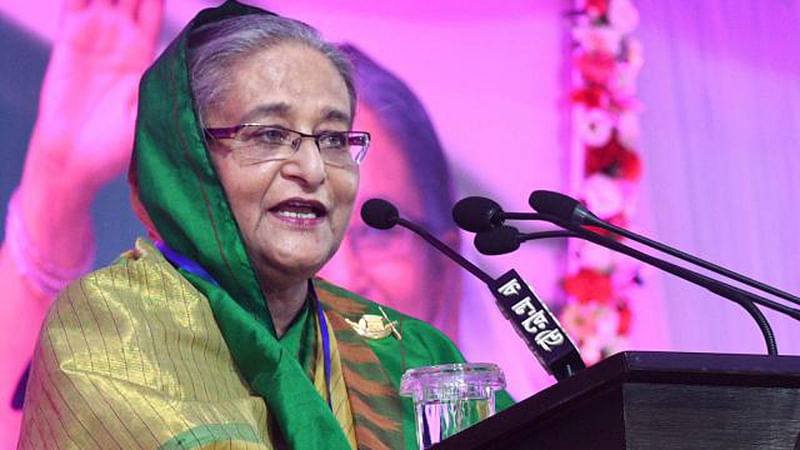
[434, 352, 800, 449]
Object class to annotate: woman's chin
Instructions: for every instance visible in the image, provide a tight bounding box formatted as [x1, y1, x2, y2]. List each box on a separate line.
[256, 249, 333, 283]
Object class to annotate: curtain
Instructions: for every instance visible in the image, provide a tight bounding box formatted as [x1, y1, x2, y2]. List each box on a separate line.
[635, 0, 800, 355]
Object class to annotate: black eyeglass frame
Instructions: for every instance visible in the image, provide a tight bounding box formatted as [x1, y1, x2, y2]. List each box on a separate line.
[204, 124, 371, 166]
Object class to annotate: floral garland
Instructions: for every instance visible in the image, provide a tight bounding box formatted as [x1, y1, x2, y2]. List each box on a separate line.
[558, 0, 644, 364]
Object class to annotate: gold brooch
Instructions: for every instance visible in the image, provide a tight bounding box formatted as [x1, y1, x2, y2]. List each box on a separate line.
[345, 306, 402, 340]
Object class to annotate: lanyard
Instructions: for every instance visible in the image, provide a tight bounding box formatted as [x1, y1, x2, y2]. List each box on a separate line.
[155, 240, 333, 410]
[311, 286, 333, 410]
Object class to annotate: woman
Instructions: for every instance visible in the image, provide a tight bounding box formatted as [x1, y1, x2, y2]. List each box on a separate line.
[17, 2, 473, 448]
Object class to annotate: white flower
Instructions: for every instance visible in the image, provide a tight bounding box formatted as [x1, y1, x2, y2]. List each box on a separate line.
[584, 173, 624, 219]
[577, 240, 615, 272]
[617, 111, 640, 148]
[573, 25, 623, 54]
[578, 108, 614, 147]
[624, 38, 644, 70]
[608, 0, 640, 34]
[612, 39, 643, 96]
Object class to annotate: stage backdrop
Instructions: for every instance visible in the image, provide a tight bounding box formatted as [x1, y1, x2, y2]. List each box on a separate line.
[1, 0, 798, 403]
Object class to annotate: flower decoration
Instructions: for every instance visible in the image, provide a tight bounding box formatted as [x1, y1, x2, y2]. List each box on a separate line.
[583, 173, 624, 218]
[578, 108, 614, 146]
[559, 0, 644, 365]
[563, 268, 614, 304]
[585, 134, 642, 181]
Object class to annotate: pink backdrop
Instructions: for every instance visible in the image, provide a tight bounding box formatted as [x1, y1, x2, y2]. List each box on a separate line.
[2, 0, 799, 414]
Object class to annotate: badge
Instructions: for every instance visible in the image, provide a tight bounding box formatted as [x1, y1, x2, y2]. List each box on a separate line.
[345, 306, 402, 340]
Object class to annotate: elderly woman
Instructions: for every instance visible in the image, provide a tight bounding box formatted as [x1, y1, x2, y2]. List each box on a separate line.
[17, 2, 472, 448]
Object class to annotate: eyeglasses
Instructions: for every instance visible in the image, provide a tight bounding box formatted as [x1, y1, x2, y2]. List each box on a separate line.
[204, 124, 371, 168]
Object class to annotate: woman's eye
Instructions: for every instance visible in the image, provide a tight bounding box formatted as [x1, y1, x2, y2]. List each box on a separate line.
[253, 128, 290, 144]
[319, 133, 348, 149]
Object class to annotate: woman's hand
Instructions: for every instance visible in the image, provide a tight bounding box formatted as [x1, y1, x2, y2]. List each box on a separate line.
[26, 0, 163, 194]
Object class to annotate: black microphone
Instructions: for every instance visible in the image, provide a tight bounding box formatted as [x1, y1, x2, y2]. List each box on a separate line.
[474, 226, 519, 255]
[453, 196, 549, 232]
[529, 190, 601, 226]
[475, 226, 578, 256]
[361, 198, 399, 229]
[452, 196, 504, 232]
[361, 198, 586, 380]
[362, 198, 493, 285]
[529, 190, 800, 307]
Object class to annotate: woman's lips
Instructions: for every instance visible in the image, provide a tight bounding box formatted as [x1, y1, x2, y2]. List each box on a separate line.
[269, 198, 328, 227]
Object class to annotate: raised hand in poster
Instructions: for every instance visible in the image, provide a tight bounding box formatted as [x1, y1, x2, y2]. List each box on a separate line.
[0, 0, 163, 445]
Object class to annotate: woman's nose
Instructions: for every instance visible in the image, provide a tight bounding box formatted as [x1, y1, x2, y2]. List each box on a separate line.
[281, 138, 326, 187]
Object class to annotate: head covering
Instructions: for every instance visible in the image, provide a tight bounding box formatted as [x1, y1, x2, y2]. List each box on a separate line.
[129, 1, 351, 447]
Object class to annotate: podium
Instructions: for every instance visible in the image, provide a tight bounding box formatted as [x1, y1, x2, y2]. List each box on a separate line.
[435, 352, 800, 449]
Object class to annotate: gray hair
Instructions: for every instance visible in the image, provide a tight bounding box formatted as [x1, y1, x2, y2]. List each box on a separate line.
[187, 14, 356, 124]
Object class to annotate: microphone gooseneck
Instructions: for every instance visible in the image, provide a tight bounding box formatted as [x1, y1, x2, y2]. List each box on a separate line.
[529, 190, 800, 308]
[456, 193, 791, 356]
[362, 197, 585, 380]
[361, 198, 494, 285]
[527, 219, 781, 356]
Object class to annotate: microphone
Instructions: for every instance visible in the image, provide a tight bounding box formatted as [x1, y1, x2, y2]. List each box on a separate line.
[361, 198, 399, 229]
[452, 196, 504, 232]
[529, 190, 800, 307]
[361, 198, 586, 380]
[529, 190, 601, 226]
[474, 226, 519, 255]
[362, 198, 493, 285]
[452, 196, 550, 232]
[474, 226, 578, 256]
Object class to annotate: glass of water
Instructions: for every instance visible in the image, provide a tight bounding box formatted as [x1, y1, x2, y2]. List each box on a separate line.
[399, 363, 506, 449]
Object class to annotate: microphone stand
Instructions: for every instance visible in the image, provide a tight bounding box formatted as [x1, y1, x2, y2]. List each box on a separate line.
[530, 191, 800, 307]
[392, 218, 586, 380]
[513, 218, 783, 355]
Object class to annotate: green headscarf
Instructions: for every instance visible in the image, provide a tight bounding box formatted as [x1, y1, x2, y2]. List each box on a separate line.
[129, 1, 351, 447]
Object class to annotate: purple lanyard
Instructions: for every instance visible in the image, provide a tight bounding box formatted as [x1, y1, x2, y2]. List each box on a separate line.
[310, 286, 333, 410]
[155, 241, 333, 411]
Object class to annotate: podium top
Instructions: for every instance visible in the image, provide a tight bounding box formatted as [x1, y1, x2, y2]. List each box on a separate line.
[434, 351, 800, 449]
[578, 350, 800, 388]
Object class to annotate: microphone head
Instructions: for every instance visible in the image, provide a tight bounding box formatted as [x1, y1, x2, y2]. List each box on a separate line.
[528, 190, 580, 219]
[530, 190, 602, 226]
[452, 196, 503, 233]
[361, 198, 399, 230]
[474, 225, 520, 255]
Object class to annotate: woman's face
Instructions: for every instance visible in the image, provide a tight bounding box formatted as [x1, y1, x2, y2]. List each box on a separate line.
[205, 42, 358, 288]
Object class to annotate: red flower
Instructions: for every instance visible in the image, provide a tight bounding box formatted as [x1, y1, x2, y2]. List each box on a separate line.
[563, 268, 614, 304]
[577, 51, 617, 86]
[618, 147, 642, 180]
[585, 134, 642, 180]
[617, 302, 632, 335]
[606, 212, 629, 229]
[586, 0, 609, 17]
[571, 86, 611, 108]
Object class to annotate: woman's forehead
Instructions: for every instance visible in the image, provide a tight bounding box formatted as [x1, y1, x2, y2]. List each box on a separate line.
[219, 43, 351, 125]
